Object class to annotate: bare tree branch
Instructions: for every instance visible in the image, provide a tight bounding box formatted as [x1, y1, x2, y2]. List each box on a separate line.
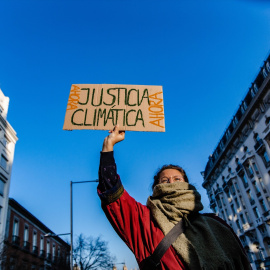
[73, 234, 115, 270]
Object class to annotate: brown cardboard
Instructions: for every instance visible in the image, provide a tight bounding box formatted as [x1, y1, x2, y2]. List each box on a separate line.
[63, 84, 165, 132]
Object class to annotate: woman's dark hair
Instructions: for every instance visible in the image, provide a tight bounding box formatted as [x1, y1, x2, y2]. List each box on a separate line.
[152, 164, 189, 190]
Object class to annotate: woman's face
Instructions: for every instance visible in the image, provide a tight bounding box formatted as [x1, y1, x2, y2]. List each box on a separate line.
[158, 169, 185, 184]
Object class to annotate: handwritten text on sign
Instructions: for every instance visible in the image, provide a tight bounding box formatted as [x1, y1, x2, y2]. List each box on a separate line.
[63, 84, 165, 132]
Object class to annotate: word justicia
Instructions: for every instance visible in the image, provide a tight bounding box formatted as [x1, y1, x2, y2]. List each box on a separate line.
[67, 87, 150, 110]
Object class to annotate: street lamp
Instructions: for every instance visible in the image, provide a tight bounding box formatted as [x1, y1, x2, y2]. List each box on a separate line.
[70, 180, 98, 270]
[45, 233, 71, 237]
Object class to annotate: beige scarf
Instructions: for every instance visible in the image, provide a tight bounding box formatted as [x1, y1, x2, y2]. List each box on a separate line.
[147, 182, 250, 270]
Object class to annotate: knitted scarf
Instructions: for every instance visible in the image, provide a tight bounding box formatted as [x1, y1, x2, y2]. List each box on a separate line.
[147, 182, 250, 270]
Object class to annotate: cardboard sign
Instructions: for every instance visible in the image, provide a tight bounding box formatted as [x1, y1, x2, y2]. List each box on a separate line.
[63, 84, 165, 132]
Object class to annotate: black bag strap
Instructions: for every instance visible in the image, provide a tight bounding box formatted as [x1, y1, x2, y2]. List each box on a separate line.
[142, 218, 184, 269]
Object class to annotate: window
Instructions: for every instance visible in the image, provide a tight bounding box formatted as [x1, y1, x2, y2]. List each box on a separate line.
[226, 188, 232, 200]
[241, 103, 247, 114]
[40, 236, 44, 255]
[267, 197, 270, 206]
[266, 61, 270, 72]
[254, 133, 261, 142]
[230, 184, 236, 195]
[231, 204, 236, 216]
[13, 219, 19, 236]
[253, 180, 261, 195]
[0, 155, 8, 170]
[24, 226, 29, 242]
[239, 196, 245, 209]
[253, 163, 259, 174]
[263, 68, 268, 78]
[259, 178, 267, 192]
[245, 212, 252, 223]
[262, 150, 270, 166]
[247, 164, 254, 178]
[216, 197, 222, 208]
[236, 220, 241, 229]
[258, 224, 267, 234]
[235, 182, 240, 192]
[241, 174, 248, 188]
[254, 83, 259, 93]
[221, 196, 225, 205]
[52, 244, 56, 257]
[253, 207, 261, 219]
[33, 231, 37, 249]
[240, 235, 247, 245]
[0, 179, 5, 196]
[235, 198, 240, 209]
[3, 136, 9, 148]
[260, 199, 268, 212]
[46, 240, 50, 255]
[240, 214, 246, 224]
[247, 190, 255, 206]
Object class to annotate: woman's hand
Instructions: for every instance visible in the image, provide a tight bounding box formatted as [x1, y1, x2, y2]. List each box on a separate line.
[102, 125, 125, 152]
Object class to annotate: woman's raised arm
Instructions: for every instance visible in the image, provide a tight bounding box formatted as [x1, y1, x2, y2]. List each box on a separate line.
[102, 125, 125, 152]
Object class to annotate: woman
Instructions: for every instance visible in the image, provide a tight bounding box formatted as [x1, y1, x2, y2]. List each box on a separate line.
[98, 126, 251, 270]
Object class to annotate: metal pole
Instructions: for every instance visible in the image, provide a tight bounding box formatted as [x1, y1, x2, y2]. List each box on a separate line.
[70, 181, 73, 270]
[70, 179, 98, 270]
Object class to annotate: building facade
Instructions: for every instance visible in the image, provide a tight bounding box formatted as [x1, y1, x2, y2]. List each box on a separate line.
[0, 90, 18, 244]
[202, 53, 270, 270]
[4, 198, 70, 270]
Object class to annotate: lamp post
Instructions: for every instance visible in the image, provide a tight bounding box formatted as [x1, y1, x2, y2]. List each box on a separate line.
[70, 180, 98, 270]
[45, 233, 71, 237]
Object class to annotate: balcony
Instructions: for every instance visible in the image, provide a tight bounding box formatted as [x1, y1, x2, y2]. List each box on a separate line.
[12, 235, 20, 247]
[263, 210, 270, 221]
[210, 199, 216, 207]
[256, 217, 264, 225]
[242, 223, 250, 231]
[214, 188, 223, 196]
[32, 246, 38, 256]
[23, 241, 30, 251]
[255, 257, 270, 269]
[255, 259, 263, 269]
[46, 253, 52, 261]
[236, 164, 244, 174]
[254, 139, 264, 152]
[40, 250, 45, 258]
[264, 257, 270, 267]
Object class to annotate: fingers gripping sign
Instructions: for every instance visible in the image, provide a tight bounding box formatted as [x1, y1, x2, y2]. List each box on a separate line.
[102, 125, 125, 152]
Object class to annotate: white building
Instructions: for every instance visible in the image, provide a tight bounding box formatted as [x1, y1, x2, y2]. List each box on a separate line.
[202, 53, 270, 270]
[0, 89, 17, 243]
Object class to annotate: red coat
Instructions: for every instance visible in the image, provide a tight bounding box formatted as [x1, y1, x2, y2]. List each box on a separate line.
[102, 189, 187, 270]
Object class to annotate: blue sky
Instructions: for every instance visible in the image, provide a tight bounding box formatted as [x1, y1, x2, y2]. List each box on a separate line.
[1, 0, 270, 268]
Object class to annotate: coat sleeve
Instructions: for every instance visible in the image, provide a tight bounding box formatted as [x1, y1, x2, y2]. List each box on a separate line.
[97, 152, 158, 263]
[102, 189, 179, 269]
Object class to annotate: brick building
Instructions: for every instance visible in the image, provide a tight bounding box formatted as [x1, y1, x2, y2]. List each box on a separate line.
[3, 198, 70, 270]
